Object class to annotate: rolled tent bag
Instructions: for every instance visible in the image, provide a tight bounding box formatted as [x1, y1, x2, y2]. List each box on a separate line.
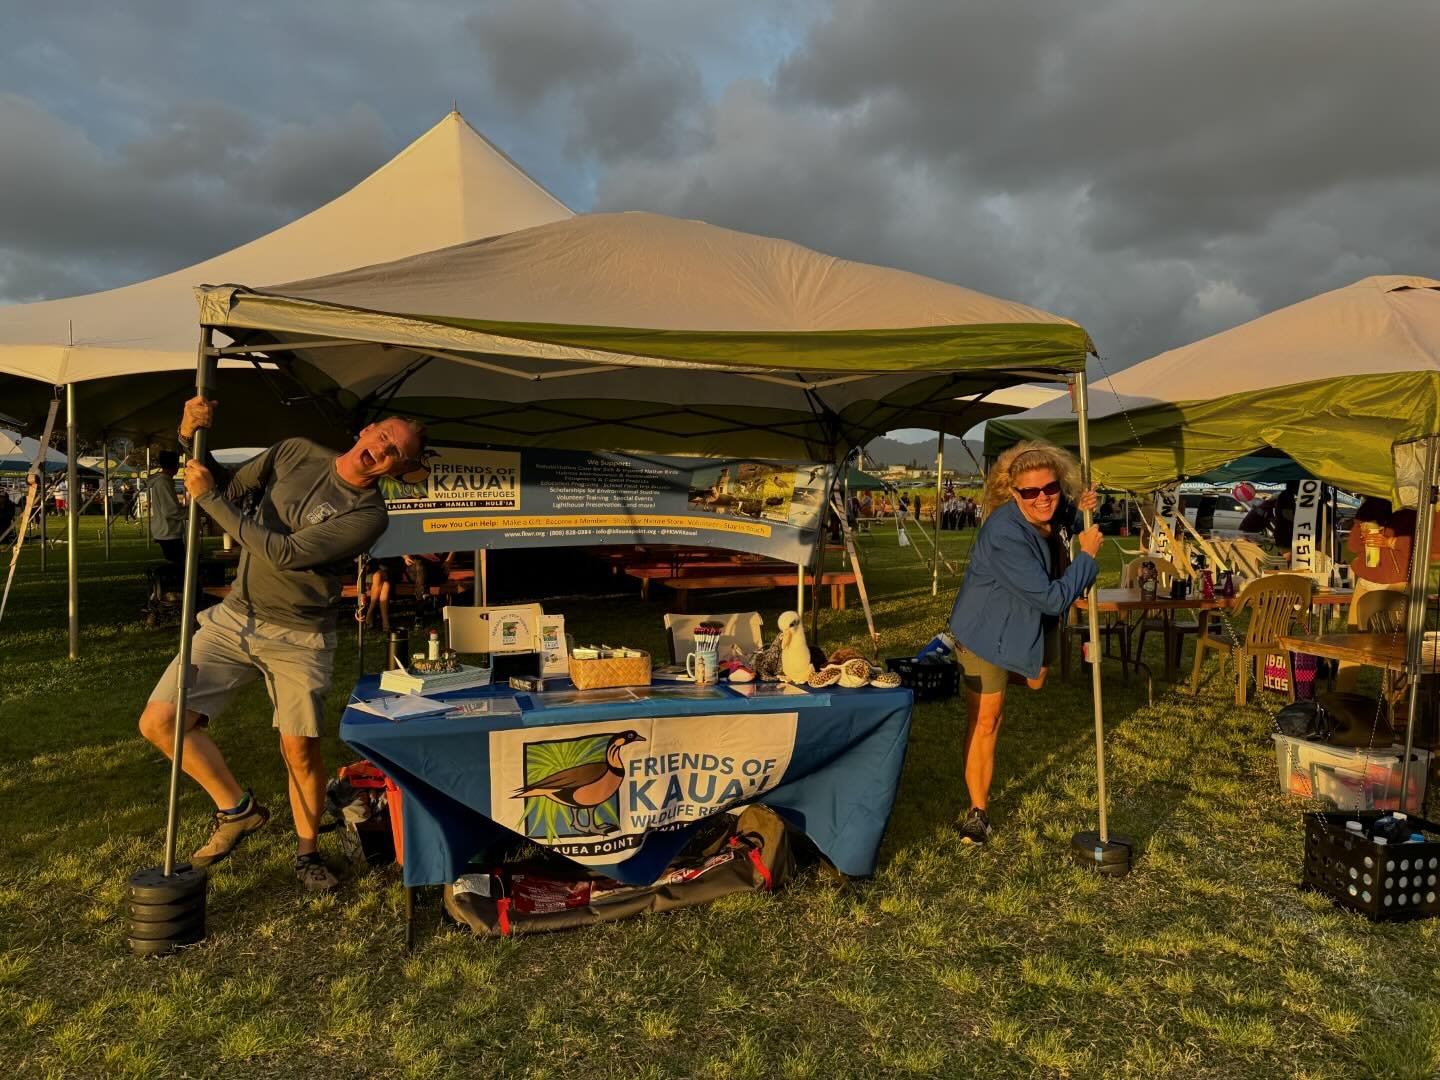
[443, 805, 794, 937]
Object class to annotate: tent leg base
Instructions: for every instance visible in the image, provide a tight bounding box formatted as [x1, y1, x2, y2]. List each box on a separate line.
[1070, 831, 1134, 877]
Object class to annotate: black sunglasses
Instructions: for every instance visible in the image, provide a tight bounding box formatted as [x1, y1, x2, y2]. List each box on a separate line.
[1014, 481, 1062, 500]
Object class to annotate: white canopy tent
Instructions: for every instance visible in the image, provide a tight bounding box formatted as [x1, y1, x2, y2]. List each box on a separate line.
[196, 211, 1091, 459]
[0, 110, 573, 657]
[986, 276, 1440, 499]
[0, 110, 570, 386]
[179, 210, 1126, 870]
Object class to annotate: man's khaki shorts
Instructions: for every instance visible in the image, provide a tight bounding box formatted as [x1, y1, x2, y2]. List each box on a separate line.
[149, 603, 337, 738]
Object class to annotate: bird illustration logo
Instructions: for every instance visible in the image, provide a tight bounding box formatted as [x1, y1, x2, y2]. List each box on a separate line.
[513, 730, 646, 837]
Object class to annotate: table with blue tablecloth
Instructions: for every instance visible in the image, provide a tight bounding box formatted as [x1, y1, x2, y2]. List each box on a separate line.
[340, 676, 913, 889]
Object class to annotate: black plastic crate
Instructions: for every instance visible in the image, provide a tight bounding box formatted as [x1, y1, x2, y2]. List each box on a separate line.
[885, 657, 959, 702]
[1302, 811, 1440, 921]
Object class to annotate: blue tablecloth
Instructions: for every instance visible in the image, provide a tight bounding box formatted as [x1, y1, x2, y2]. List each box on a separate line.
[340, 677, 912, 887]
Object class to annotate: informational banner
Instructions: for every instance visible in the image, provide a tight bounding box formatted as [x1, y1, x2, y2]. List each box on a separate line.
[487, 712, 799, 866]
[1148, 487, 1180, 560]
[1289, 478, 1323, 575]
[372, 447, 831, 562]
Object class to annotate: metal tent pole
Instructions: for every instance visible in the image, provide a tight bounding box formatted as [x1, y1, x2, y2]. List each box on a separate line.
[1399, 435, 1440, 811]
[66, 385, 79, 660]
[479, 548, 488, 606]
[102, 437, 111, 561]
[474, 548, 484, 606]
[1070, 371, 1130, 875]
[932, 432, 945, 597]
[145, 447, 152, 549]
[163, 330, 215, 877]
[39, 465, 47, 573]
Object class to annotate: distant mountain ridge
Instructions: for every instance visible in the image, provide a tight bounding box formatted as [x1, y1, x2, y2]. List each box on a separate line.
[862, 435, 987, 472]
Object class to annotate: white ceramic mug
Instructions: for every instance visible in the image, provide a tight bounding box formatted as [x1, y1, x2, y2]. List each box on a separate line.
[686, 648, 718, 685]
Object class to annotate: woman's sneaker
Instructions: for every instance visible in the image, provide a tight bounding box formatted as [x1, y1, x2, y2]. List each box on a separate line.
[190, 794, 269, 867]
[295, 852, 339, 893]
[959, 807, 993, 845]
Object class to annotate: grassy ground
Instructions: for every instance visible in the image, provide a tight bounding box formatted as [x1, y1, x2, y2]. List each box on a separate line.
[2, 519, 1439, 1079]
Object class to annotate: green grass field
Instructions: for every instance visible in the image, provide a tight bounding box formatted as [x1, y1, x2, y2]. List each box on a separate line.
[2, 519, 1439, 1078]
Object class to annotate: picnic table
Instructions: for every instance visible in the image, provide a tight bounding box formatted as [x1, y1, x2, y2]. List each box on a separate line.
[1075, 586, 1356, 682]
[1275, 632, 1408, 672]
[625, 562, 857, 610]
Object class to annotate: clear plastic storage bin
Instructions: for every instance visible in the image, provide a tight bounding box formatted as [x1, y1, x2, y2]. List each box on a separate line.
[1272, 732, 1429, 812]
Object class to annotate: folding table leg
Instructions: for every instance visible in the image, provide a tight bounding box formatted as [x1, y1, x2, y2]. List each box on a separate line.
[404, 885, 415, 953]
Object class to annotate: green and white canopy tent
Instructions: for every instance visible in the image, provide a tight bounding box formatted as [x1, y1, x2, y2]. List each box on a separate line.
[986, 276, 1440, 500]
[194, 212, 1092, 461]
[180, 208, 1127, 867]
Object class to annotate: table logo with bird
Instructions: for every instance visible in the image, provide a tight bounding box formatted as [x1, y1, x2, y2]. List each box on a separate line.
[513, 730, 645, 845]
[493, 714, 800, 865]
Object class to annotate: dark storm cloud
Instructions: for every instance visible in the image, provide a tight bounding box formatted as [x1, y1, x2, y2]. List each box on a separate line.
[591, 0, 1440, 365]
[0, 94, 390, 300]
[467, 0, 707, 161]
[3, 0, 1437, 371]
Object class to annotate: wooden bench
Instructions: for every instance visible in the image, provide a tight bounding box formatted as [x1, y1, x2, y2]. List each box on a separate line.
[648, 568, 857, 611]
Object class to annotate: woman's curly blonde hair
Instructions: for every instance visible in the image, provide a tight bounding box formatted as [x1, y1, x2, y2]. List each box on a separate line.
[983, 440, 1081, 515]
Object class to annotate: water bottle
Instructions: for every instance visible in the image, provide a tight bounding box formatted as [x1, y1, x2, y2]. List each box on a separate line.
[917, 631, 957, 664]
[386, 629, 409, 671]
[1219, 569, 1235, 599]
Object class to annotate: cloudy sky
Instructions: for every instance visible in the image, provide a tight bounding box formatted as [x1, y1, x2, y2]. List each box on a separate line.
[4, 0, 1438, 389]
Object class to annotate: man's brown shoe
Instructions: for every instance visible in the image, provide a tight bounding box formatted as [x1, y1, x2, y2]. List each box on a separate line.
[190, 797, 269, 868]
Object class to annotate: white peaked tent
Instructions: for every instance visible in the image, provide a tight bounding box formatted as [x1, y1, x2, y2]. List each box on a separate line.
[0, 110, 572, 659]
[0, 110, 571, 387]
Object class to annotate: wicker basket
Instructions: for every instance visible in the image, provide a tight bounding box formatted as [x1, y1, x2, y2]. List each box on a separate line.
[570, 652, 652, 690]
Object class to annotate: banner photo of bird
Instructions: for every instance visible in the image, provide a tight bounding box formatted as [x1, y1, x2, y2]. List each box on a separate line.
[687, 462, 828, 525]
[488, 713, 799, 866]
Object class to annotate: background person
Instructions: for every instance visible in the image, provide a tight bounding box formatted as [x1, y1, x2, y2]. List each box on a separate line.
[147, 451, 186, 563]
[947, 441, 1101, 845]
[1335, 497, 1436, 690]
[137, 397, 424, 892]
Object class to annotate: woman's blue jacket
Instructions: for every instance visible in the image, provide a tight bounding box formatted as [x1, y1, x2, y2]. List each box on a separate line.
[947, 499, 1098, 679]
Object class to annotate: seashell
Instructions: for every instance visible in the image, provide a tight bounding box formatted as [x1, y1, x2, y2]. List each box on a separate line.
[807, 665, 842, 688]
[869, 671, 902, 689]
[727, 666, 755, 683]
[839, 657, 873, 688]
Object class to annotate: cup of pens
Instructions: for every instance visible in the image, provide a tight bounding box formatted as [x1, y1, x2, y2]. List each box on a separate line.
[687, 621, 724, 685]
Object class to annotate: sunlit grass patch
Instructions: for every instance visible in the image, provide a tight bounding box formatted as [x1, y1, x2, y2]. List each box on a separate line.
[2, 527, 1439, 1077]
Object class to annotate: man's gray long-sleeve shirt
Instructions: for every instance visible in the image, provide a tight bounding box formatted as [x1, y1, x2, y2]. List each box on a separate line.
[193, 438, 387, 631]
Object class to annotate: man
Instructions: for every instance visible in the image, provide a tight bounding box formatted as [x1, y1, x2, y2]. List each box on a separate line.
[147, 451, 186, 564]
[138, 397, 424, 891]
[0, 488, 14, 544]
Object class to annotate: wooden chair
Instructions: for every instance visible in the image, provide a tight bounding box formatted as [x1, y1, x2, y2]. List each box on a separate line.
[1189, 573, 1314, 704]
[1360, 589, 1409, 708]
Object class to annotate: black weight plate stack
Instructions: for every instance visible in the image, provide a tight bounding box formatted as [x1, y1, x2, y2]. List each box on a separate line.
[1070, 831, 1134, 878]
[126, 866, 207, 956]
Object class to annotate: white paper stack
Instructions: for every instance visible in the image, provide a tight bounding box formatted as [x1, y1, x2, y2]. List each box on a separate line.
[379, 664, 492, 696]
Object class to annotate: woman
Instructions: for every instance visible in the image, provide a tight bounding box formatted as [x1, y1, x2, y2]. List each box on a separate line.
[947, 441, 1103, 844]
